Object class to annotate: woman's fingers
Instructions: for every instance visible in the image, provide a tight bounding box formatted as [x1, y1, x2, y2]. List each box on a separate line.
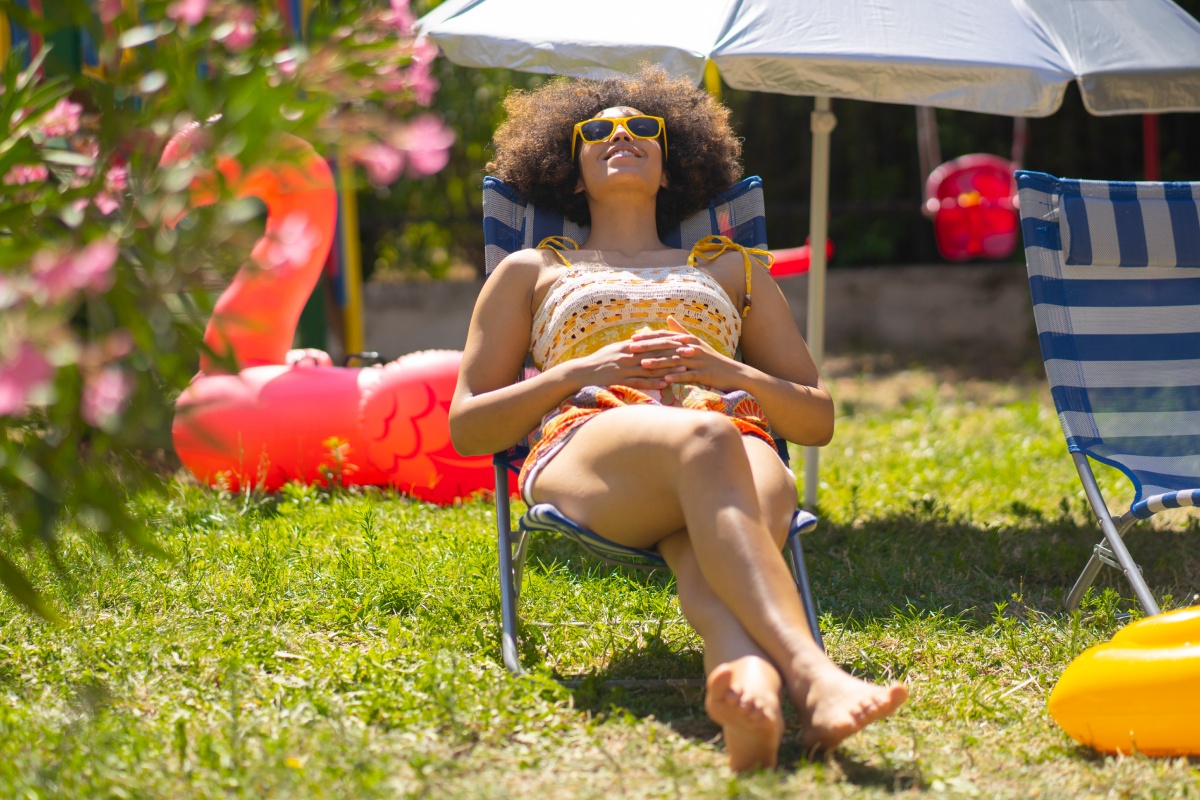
[620, 377, 670, 390]
[627, 335, 688, 351]
[638, 356, 686, 371]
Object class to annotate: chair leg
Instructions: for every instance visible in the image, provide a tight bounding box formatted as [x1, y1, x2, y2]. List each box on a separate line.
[512, 528, 530, 600]
[784, 511, 824, 652]
[1066, 512, 1140, 610]
[1064, 549, 1106, 611]
[1070, 453, 1161, 616]
[495, 464, 524, 674]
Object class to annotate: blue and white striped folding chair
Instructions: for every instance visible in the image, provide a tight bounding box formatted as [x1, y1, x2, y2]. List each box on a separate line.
[1017, 170, 1200, 616]
[483, 175, 824, 675]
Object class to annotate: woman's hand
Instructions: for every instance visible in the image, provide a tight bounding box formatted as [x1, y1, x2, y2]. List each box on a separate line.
[630, 316, 746, 391]
[562, 330, 689, 391]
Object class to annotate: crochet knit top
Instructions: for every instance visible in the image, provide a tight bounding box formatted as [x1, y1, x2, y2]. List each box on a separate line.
[529, 263, 741, 372]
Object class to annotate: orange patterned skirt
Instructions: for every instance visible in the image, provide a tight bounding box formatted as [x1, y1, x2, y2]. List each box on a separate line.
[518, 384, 776, 504]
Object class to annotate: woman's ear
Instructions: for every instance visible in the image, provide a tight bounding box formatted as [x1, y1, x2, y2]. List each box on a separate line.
[660, 169, 669, 189]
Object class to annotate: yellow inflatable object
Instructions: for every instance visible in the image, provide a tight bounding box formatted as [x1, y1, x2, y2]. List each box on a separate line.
[1049, 606, 1200, 756]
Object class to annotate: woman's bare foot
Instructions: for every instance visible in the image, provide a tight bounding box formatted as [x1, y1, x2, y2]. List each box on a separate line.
[705, 656, 785, 772]
[790, 660, 908, 750]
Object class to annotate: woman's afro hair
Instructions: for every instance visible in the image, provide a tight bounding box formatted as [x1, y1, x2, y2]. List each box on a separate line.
[487, 65, 743, 238]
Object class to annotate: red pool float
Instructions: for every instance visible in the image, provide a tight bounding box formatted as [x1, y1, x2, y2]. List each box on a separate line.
[769, 238, 835, 278]
[163, 127, 495, 503]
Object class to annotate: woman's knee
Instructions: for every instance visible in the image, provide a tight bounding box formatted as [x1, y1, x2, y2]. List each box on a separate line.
[676, 412, 745, 464]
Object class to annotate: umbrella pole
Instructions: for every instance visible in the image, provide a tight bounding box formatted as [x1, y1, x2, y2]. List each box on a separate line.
[804, 97, 836, 511]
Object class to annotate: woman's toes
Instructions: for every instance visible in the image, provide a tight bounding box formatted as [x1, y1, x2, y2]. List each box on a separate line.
[705, 657, 785, 772]
[795, 667, 908, 751]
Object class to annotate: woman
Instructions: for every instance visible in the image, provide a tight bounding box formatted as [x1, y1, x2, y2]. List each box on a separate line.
[450, 67, 907, 772]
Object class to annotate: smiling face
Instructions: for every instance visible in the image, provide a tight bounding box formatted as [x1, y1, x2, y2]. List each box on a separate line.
[574, 106, 668, 197]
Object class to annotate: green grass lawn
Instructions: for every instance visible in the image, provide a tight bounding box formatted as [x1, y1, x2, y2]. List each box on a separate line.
[3, 360, 1200, 798]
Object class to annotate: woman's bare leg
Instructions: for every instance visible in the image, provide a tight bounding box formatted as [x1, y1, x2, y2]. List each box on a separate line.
[660, 528, 784, 771]
[530, 405, 908, 749]
[654, 441, 794, 771]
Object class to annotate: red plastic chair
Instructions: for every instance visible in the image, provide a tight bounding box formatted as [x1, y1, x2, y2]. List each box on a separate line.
[924, 153, 1018, 261]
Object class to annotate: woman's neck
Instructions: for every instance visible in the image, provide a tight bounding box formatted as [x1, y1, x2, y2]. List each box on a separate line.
[581, 193, 666, 255]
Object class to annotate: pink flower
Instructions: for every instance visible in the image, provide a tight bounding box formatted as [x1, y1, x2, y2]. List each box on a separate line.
[103, 330, 135, 359]
[93, 193, 120, 215]
[216, 8, 257, 52]
[73, 239, 119, 291]
[91, 162, 128, 213]
[167, 0, 208, 25]
[38, 98, 83, 138]
[74, 139, 100, 181]
[353, 142, 404, 185]
[99, 0, 122, 23]
[386, 0, 415, 34]
[31, 250, 77, 302]
[105, 162, 128, 193]
[82, 366, 133, 429]
[397, 115, 454, 177]
[260, 212, 319, 270]
[32, 239, 119, 303]
[2, 164, 49, 185]
[405, 60, 439, 106]
[276, 50, 298, 77]
[0, 343, 53, 417]
[411, 36, 439, 65]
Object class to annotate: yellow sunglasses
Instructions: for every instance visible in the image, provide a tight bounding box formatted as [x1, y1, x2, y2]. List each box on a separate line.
[571, 115, 668, 160]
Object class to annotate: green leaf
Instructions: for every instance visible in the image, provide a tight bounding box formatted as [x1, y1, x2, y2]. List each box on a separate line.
[14, 46, 52, 93]
[119, 24, 162, 50]
[139, 71, 168, 94]
[41, 149, 95, 167]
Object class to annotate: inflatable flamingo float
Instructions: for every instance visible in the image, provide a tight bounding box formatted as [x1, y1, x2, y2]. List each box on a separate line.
[164, 127, 494, 503]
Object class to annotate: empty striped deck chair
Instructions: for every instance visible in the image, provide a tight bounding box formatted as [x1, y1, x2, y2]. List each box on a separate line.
[1016, 170, 1200, 616]
[482, 174, 824, 676]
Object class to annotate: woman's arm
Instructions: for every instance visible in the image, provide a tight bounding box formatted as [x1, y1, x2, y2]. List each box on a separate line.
[733, 260, 834, 446]
[448, 251, 562, 456]
[449, 251, 693, 456]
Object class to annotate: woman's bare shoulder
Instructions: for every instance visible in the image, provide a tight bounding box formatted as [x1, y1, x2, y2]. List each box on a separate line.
[491, 247, 562, 276]
[689, 245, 761, 281]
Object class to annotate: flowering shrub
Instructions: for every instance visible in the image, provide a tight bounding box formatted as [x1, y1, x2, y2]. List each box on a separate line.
[0, 0, 452, 616]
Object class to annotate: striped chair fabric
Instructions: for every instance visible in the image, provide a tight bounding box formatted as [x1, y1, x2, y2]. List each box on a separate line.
[521, 502, 819, 570]
[483, 176, 823, 671]
[1017, 170, 1200, 612]
[482, 174, 768, 275]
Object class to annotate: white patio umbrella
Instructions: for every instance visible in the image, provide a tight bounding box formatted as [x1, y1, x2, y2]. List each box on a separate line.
[416, 0, 1200, 507]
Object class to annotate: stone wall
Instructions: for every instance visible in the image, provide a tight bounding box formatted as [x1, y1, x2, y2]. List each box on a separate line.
[361, 263, 1038, 363]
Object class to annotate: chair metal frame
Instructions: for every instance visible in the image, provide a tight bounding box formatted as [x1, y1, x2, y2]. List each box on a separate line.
[1017, 169, 1200, 617]
[482, 175, 824, 675]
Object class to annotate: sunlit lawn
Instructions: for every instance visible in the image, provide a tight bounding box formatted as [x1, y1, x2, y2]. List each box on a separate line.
[2, 358, 1199, 798]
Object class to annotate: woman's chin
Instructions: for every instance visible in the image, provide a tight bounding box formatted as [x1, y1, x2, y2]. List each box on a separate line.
[591, 168, 660, 193]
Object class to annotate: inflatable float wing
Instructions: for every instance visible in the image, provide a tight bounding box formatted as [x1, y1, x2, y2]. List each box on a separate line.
[164, 127, 496, 503]
[1049, 606, 1200, 756]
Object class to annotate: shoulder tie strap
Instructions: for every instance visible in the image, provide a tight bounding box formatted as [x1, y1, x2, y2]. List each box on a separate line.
[687, 234, 774, 317]
[535, 235, 579, 267]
